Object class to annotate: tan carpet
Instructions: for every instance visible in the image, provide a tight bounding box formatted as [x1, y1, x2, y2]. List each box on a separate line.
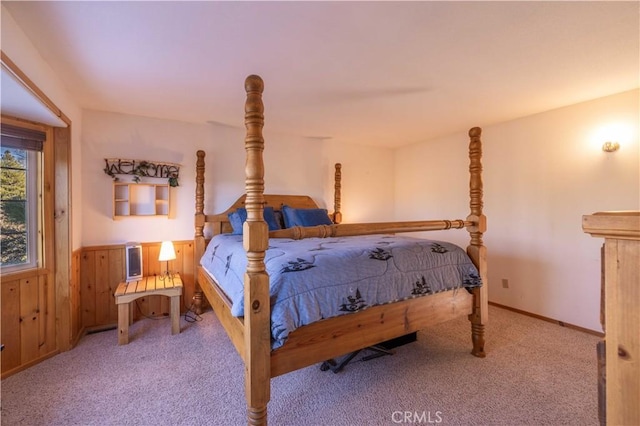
[0, 305, 599, 425]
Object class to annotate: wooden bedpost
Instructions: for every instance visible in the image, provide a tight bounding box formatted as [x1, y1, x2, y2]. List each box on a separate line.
[333, 163, 342, 224]
[194, 150, 206, 314]
[466, 127, 488, 358]
[243, 75, 271, 425]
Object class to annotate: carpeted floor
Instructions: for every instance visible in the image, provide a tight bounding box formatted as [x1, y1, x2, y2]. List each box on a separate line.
[1, 305, 599, 426]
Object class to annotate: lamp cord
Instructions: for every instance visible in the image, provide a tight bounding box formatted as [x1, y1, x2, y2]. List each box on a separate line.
[183, 300, 203, 323]
[134, 299, 167, 321]
[133, 298, 202, 323]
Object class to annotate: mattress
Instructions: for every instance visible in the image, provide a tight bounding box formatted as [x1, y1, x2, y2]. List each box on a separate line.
[200, 233, 481, 348]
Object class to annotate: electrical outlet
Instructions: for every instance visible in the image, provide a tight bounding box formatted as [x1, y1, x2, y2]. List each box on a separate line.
[502, 278, 509, 289]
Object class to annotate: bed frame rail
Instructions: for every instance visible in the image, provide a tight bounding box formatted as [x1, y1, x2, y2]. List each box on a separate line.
[271, 288, 472, 377]
[269, 218, 471, 239]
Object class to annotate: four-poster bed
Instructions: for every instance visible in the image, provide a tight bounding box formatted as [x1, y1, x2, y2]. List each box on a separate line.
[194, 75, 488, 425]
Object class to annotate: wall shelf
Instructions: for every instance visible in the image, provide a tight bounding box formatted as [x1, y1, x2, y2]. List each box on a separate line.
[112, 183, 170, 219]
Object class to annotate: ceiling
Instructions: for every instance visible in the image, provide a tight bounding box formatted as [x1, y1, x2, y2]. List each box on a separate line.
[2, 1, 638, 148]
[1, 63, 68, 127]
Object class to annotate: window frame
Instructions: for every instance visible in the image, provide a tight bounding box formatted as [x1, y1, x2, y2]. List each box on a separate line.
[1, 122, 47, 274]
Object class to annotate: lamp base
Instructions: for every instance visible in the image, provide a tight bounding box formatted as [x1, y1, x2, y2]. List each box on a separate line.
[159, 272, 173, 282]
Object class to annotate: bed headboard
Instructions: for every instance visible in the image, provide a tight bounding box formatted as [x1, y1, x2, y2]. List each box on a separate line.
[204, 194, 323, 236]
[194, 149, 343, 239]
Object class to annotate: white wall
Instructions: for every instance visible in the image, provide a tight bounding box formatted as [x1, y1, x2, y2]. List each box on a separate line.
[323, 140, 396, 223]
[81, 110, 395, 245]
[1, 5, 84, 249]
[395, 89, 639, 332]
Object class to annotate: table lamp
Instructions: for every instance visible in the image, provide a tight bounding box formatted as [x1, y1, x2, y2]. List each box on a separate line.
[158, 240, 176, 280]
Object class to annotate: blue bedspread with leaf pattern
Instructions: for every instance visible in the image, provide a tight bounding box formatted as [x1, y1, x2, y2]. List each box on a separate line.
[200, 234, 481, 349]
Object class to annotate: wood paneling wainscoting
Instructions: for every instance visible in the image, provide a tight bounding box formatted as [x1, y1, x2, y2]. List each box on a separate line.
[1, 269, 58, 377]
[80, 240, 196, 329]
[71, 249, 82, 345]
[1, 240, 196, 378]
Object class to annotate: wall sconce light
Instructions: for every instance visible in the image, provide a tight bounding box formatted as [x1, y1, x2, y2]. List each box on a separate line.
[158, 240, 176, 280]
[602, 141, 620, 153]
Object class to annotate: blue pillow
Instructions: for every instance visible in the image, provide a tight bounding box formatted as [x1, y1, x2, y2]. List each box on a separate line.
[228, 210, 245, 234]
[228, 206, 282, 234]
[281, 205, 333, 228]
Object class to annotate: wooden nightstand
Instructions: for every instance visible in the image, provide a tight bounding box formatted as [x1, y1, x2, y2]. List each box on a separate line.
[114, 274, 183, 345]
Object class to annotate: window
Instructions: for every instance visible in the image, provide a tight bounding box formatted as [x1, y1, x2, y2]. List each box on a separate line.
[1, 124, 45, 272]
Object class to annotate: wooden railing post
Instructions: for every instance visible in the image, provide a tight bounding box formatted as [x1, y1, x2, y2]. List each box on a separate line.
[243, 75, 270, 426]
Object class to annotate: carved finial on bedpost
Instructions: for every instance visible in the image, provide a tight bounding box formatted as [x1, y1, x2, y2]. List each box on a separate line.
[466, 126, 487, 358]
[243, 74, 271, 426]
[244, 74, 266, 224]
[333, 163, 342, 224]
[467, 127, 485, 246]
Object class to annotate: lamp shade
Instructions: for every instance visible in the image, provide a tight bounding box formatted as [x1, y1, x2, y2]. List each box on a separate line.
[158, 241, 176, 262]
